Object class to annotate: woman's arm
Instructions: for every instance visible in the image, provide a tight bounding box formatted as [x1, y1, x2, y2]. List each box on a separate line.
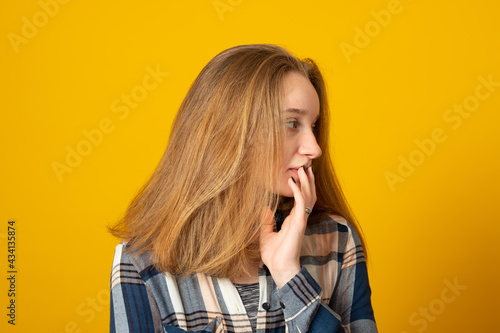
[273, 266, 342, 332]
[328, 222, 377, 332]
[272, 222, 378, 333]
[259, 163, 377, 332]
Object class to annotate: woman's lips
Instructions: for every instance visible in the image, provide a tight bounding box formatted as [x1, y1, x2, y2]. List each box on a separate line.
[288, 165, 310, 176]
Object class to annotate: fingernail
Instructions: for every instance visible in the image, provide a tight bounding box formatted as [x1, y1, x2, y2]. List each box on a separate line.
[302, 165, 307, 173]
[291, 177, 296, 184]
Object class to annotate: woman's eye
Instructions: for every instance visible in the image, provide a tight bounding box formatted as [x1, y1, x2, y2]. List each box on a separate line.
[286, 121, 298, 129]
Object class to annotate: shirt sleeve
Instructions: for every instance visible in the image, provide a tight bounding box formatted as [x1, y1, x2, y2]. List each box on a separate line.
[273, 221, 378, 333]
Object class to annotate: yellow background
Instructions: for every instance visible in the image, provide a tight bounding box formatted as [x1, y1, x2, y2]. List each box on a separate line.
[1, 0, 499, 332]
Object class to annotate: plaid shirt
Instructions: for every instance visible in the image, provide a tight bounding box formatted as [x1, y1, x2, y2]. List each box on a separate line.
[110, 213, 377, 332]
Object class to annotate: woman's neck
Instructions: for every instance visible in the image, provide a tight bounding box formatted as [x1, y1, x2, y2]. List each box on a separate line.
[231, 257, 261, 284]
[232, 274, 259, 284]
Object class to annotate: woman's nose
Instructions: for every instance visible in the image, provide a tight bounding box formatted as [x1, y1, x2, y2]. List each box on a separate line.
[299, 130, 322, 159]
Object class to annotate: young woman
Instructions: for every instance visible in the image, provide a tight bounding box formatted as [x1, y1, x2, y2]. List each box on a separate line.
[109, 44, 377, 332]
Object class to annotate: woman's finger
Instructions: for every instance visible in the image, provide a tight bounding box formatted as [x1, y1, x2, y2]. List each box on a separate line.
[297, 166, 310, 198]
[287, 177, 309, 234]
[297, 165, 317, 212]
[308, 165, 317, 203]
[289, 176, 305, 209]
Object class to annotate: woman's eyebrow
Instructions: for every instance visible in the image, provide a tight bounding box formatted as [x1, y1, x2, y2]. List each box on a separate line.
[285, 108, 307, 115]
[285, 107, 319, 121]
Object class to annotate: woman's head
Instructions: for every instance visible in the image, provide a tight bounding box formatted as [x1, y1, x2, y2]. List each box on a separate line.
[108, 44, 365, 279]
[169, 44, 329, 198]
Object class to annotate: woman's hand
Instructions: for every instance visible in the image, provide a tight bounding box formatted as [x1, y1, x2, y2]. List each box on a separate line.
[259, 165, 316, 289]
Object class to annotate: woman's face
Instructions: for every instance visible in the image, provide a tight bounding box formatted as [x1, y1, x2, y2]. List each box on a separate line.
[278, 71, 322, 197]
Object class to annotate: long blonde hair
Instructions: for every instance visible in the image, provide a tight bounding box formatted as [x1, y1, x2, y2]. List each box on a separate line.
[108, 44, 367, 279]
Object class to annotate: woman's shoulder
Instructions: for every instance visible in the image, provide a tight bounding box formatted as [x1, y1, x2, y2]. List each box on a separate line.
[305, 213, 364, 251]
[306, 213, 352, 234]
[111, 239, 158, 278]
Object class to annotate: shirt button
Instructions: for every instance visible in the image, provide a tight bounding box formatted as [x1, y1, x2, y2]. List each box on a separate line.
[280, 302, 286, 309]
[262, 302, 270, 311]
